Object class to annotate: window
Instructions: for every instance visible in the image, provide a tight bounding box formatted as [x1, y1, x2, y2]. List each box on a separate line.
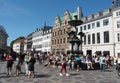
[55, 32, 56, 36]
[116, 11, 120, 16]
[63, 38, 66, 43]
[55, 40, 56, 44]
[94, 13, 99, 18]
[117, 33, 120, 42]
[64, 29, 66, 34]
[80, 26, 82, 31]
[103, 19, 109, 26]
[104, 31, 109, 43]
[57, 39, 59, 44]
[97, 33, 100, 43]
[117, 21, 120, 28]
[88, 15, 92, 21]
[60, 30, 62, 35]
[84, 25, 86, 30]
[92, 23, 95, 28]
[84, 35, 86, 45]
[60, 39, 62, 44]
[88, 34, 91, 44]
[103, 9, 110, 16]
[58, 30, 59, 35]
[115, 1, 120, 8]
[92, 34, 95, 44]
[88, 24, 91, 29]
[96, 21, 100, 27]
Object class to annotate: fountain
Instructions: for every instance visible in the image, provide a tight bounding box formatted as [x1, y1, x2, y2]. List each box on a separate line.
[67, 15, 84, 56]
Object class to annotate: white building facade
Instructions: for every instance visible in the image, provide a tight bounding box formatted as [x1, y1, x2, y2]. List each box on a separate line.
[42, 27, 52, 53]
[32, 28, 43, 51]
[77, 0, 120, 57]
[32, 26, 52, 53]
[13, 42, 24, 53]
[112, 0, 120, 57]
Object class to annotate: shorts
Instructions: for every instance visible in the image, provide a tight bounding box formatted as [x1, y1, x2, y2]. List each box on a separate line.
[7, 61, 13, 68]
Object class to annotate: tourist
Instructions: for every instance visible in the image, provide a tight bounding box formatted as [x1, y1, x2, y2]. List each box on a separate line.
[99, 54, 106, 72]
[86, 54, 94, 70]
[28, 53, 36, 78]
[14, 55, 21, 76]
[6, 53, 14, 76]
[24, 52, 30, 77]
[59, 54, 70, 76]
[75, 55, 81, 71]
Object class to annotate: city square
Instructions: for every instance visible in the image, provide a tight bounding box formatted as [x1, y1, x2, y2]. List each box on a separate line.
[0, 61, 120, 83]
[0, 0, 120, 83]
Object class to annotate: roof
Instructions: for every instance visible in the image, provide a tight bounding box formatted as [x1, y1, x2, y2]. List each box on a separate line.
[42, 26, 52, 31]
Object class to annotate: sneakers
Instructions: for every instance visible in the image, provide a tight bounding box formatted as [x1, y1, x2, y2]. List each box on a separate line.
[66, 73, 70, 76]
[59, 73, 70, 76]
[59, 73, 63, 76]
[76, 69, 79, 71]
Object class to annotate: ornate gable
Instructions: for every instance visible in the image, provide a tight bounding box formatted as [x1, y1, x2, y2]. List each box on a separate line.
[62, 10, 71, 26]
[53, 15, 61, 28]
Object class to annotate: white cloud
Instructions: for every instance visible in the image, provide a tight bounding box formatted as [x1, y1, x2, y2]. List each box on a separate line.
[0, 0, 29, 17]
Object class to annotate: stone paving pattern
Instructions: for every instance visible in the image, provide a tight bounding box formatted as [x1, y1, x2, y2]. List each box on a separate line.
[0, 61, 120, 83]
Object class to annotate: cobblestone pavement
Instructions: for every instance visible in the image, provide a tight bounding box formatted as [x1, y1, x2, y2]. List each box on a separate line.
[0, 61, 120, 83]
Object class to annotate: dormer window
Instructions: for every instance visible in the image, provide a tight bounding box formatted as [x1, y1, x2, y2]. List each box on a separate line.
[87, 15, 92, 21]
[103, 9, 110, 16]
[81, 17, 86, 22]
[94, 13, 99, 19]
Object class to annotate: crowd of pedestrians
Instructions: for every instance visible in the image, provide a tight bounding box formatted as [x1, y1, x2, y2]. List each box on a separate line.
[0, 51, 120, 78]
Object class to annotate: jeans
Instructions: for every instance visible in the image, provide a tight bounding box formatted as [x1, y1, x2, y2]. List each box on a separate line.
[25, 64, 29, 75]
[100, 63, 105, 71]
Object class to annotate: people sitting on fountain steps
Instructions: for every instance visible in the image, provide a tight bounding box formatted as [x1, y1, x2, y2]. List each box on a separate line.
[75, 55, 81, 71]
[85, 54, 94, 70]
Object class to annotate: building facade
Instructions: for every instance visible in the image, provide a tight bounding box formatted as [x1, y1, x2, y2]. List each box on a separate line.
[13, 39, 25, 53]
[42, 26, 52, 53]
[0, 25, 8, 52]
[77, 0, 120, 57]
[51, 9, 82, 54]
[112, 0, 120, 57]
[26, 33, 33, 51]
[32, 28, 43, 52]
[32, 25, 52, 53]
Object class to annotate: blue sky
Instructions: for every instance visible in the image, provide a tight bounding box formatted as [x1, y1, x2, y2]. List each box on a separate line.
[0, 0, 112, 46]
